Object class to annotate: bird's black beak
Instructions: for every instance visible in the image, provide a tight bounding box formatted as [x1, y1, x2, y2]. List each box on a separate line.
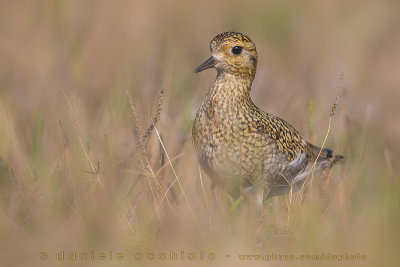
[194, 56, 218, 73]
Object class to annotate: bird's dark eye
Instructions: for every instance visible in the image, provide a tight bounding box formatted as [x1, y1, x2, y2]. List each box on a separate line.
[231, 46, 243, 55]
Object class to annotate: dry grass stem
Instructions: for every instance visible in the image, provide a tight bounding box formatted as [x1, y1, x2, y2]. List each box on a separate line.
[199, 166, 212, 231]
[126, 89, 162, 221]
[293, 71, 344, 213]
[61, 88, 104, 190]
[142, 89, 164, 145]
[153, 123, 196, 219]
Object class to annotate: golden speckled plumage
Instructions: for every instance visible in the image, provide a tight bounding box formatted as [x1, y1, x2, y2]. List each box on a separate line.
[193, 32, 343, 199]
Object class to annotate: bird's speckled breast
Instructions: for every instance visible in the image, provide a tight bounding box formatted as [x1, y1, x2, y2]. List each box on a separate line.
[193, 75, 272, 187]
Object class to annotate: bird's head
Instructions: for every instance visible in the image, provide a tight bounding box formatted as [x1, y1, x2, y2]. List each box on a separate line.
[195, 32, 258, 78]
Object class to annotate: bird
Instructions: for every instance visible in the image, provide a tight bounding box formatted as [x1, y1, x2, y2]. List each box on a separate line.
[192, 32, 343, 203]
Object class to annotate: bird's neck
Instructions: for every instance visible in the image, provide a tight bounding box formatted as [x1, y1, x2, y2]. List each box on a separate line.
[208, 72, 254, 102]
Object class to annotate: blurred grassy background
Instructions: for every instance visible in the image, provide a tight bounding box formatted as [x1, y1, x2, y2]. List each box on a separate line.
[0, 0, 399, 266]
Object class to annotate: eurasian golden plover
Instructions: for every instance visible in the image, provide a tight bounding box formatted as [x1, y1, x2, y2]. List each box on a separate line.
[192, 32, 343, 202]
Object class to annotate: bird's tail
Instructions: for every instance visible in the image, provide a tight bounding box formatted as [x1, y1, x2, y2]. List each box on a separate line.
[308, 142, 344, 170]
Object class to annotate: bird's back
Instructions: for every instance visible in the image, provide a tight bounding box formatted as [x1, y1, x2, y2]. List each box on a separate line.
[194, 97, 342, 197]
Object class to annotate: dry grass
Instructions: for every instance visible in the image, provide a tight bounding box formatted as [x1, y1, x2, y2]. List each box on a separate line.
[1, 1, 400, 266]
